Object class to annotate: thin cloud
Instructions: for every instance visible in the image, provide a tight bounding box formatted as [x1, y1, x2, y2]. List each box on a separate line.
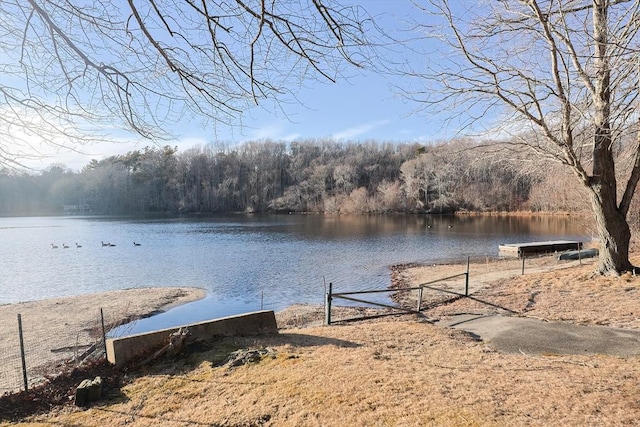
[331, 120, 390, 140]
[245, 123, 300, 142]
[246, 123, 283, 140]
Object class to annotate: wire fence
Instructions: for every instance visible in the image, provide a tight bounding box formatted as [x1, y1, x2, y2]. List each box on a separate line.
[0, 308, 121, 396]
[326, 251, 598, 324]
[0, 292, 280, 396]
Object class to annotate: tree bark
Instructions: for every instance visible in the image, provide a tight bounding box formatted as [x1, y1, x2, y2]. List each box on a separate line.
[589, 185, 635, 275]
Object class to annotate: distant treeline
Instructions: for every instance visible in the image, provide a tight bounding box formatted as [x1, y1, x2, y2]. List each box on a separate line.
[0, 138, 606, 216]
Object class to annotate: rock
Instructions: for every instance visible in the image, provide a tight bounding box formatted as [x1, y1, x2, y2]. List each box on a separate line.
[222, 348, 277, 368]
[74, 376, 102, 407]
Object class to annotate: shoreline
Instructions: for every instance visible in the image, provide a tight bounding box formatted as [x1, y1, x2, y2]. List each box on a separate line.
[454, 210, 587, 216]
[0, 286, 208, 325]
[144, 287, 208, 314]
[1, 286, 207, 310]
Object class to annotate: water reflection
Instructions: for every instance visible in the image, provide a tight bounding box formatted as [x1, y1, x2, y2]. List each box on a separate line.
[1, 214, 588, 334]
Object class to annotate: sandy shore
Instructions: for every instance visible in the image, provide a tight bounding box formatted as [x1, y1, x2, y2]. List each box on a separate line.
[0, 287, 206, 393]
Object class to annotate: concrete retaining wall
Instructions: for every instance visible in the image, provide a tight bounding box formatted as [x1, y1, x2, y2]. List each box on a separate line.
[106, 310, 278, 367]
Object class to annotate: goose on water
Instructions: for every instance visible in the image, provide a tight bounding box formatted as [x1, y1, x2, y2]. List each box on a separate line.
[63, 243, 69, 249]
[133, 242, 141, 246]
[51, 243, 58, 249]
[76, 243, 82, 248]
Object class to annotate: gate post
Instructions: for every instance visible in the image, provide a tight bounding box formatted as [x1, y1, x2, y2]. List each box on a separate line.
[416, 287, 424, 311]
[325, 282, 333, 325]
[465, 256, 470, 296]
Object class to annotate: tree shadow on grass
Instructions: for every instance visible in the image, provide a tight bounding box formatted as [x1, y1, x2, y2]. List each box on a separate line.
[265, 332, 361, 348]
[417, 287, 520, 315]
[329, 310, 426, 325]
[464, 295, 520, 314]
[128, 332, 361, 379]
[81, 406, 271, 427]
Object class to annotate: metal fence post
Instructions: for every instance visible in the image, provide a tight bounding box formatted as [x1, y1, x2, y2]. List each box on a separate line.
[521, 256, 526, 275]
[416, 287, 423, 311]
[100, 308, 107, 356]
[325, 282, 333, 326]
[17, 314, 28, 392]
[465, 256, 470, 296]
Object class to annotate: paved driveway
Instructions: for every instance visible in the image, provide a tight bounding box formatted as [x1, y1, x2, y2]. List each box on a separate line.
[437, 314, 640, 357]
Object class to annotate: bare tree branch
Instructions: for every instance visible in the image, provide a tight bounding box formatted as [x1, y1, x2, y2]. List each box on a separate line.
[0, 0, 375, 168]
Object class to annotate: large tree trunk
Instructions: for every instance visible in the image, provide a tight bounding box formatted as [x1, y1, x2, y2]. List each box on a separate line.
[589, 186, 634, 275]
[588, 1, 635, 275]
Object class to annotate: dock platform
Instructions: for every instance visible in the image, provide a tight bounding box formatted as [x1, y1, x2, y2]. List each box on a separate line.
[499, 240, 583, 258]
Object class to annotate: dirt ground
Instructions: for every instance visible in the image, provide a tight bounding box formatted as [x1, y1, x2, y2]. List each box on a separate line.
[2, 255, 639, 426]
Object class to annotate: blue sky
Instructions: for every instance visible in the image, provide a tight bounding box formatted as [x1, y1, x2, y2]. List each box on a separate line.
[179, 0, 459, 144]
[15, 0, 471, 171]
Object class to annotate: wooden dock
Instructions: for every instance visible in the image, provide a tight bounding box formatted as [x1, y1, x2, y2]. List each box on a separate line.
[499, 240, 583, 258]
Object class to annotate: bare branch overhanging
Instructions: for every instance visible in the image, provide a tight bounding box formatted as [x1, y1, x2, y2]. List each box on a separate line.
[410, 1, 638, 164]
[0, 0, 375, 169]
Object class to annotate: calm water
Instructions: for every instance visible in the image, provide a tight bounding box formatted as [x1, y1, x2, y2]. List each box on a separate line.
[0, 214, 586, 333]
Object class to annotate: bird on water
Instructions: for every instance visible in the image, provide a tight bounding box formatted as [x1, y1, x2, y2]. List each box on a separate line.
[51, 243, 58, 249]
[133, 242, 141, 246]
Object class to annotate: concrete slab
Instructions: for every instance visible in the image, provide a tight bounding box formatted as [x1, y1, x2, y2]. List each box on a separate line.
[437, 314, 640, 357]
[106, 310, 278, 367]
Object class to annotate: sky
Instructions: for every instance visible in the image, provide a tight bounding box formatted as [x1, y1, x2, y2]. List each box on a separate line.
[6, 1, 471, 172]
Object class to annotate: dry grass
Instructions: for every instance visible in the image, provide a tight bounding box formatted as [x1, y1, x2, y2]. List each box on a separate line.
[398, 255, 640, 329]
[4, 256, 640, 427]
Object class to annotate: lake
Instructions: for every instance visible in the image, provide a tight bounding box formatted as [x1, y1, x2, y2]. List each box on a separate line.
[0, 214, 587, 333]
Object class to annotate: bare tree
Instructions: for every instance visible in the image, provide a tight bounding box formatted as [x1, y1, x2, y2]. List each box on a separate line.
[0, 0, 372, 168]
[406, 0, 640, 275]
